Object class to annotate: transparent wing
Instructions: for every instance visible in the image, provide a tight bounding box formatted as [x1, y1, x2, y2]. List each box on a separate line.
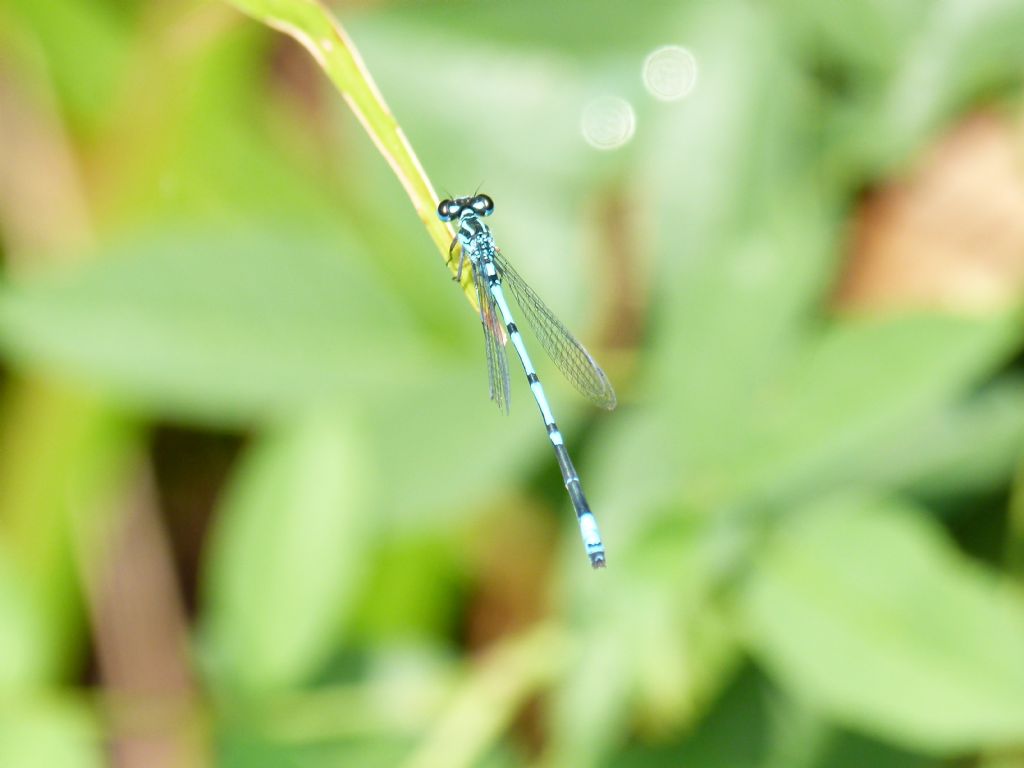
[491, 250, 616, 410]
[473, 261, 511, 413]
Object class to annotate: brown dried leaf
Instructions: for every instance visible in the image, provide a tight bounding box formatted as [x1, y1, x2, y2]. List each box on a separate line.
[838, 113, 1024, 313]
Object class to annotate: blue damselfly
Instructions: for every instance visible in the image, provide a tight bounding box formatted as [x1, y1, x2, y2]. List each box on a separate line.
[438, 193, 616, 568]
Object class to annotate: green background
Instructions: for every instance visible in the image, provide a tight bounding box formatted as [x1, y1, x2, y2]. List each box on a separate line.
[1, 0, 1024, 765]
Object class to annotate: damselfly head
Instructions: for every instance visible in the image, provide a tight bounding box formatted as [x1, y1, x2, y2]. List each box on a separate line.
[437, 194, 494, 222]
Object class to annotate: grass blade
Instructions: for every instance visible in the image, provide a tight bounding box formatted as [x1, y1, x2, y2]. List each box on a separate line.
[221, 0, 476, 306]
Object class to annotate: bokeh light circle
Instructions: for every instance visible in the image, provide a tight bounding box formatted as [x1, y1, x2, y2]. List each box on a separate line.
[642, 45, 698, 101]
[580, 96, 637, 150]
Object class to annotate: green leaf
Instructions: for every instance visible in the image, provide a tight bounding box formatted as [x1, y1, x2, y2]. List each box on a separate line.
[611, 667, 770, 768]
[0, 227, 442, 425]
[734, 311, 1024, 504]
[876, 0, 1024, 165]
[0, 703, 103, 768]
[0, 542, 50, 687]
[859, 376, 1024, 499]
[612, 666, 939, 768]
[816, 730, 940, 768]
[200, 415, 373, 692]
[1005, 459, 1024, 583]
[601, 310, 1020, 519]
[779, 0, 934, 78]
[742, 493, 1024, 752]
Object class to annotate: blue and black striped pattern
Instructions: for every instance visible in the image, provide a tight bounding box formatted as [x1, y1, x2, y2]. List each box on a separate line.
[438, 193, 616, 568]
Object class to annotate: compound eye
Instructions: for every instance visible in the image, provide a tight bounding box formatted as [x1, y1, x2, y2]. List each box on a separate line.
[437, 199, 455, 221]
[472, 194, 494, 216]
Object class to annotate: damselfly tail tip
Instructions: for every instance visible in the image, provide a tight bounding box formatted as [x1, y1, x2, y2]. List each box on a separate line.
[589, 552, 606, 569]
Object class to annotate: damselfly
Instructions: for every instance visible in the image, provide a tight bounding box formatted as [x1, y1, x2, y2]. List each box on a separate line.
[438, 193, 616, 568]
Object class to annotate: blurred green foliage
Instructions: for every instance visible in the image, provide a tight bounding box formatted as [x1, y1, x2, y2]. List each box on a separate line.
[1, 0, 1024, 766]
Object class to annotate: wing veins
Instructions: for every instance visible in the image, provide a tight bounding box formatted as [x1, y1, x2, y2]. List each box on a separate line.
[474, 261, 510, 413]
[492, 250, 616, 410]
